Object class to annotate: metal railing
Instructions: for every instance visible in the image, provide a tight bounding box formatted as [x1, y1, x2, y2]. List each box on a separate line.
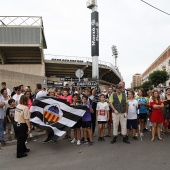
[45, 54, 122, 79]
[0, 16, 43, 27]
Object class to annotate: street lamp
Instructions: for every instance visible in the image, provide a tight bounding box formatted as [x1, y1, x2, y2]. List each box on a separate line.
[111, 45, 118, 67]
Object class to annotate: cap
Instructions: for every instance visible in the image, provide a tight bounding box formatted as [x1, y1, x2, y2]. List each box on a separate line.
[115, 84, 122, 89]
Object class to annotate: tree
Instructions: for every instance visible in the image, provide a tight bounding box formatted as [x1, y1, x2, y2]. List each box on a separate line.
[140, 81, 153, 90]
[148, 70, 169, 87]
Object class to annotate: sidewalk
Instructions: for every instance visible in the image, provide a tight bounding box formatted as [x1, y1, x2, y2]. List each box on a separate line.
[2, 129, 46, 147]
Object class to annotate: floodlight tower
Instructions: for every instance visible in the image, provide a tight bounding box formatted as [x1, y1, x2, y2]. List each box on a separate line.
[111, 45, 118, 67]
[86, 0, 99, 80]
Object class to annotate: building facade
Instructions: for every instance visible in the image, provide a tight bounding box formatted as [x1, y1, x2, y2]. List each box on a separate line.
[142, 46, 170, 87]
[131, 73, 142, 88]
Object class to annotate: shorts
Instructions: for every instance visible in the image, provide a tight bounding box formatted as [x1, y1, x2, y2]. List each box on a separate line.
[82, 121, 91, 129]
[127, 119, 138, 129]
[73, 118, 82, 128]
[98, 121, 107, 124]
[138, 113, 147, 121]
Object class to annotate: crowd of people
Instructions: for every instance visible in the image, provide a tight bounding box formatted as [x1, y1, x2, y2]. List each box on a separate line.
[0, 81, 170, 158]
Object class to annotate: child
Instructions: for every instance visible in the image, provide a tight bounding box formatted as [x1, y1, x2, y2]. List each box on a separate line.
[58, 88, 72, 140]
[162, 101, 170, 135]
[96, 94, 109, 141]
[82, 95, 94, 146]
[127, 91, 138, 140]
[70, 94, 82, 145]
[6, 99, 16, 140]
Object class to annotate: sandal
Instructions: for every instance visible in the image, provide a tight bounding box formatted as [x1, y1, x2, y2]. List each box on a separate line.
[158, 138, 164, 141]
[151, 138, 155, 142]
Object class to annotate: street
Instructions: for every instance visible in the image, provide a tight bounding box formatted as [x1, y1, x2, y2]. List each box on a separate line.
[0, 131, 170, 170]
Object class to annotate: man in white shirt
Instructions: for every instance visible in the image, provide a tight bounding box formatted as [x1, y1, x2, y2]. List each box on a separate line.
[1, 82, 11, 97]
[36, 84, 47, 99]
[12, 86, 23, 106]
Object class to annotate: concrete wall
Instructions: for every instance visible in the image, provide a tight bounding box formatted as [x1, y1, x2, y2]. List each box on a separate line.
[0, 69, 47, 91]
[0, 64, 45, 77]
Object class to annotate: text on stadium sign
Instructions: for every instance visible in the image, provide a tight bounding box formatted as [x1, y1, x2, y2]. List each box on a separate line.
[75, 82, 96, 87]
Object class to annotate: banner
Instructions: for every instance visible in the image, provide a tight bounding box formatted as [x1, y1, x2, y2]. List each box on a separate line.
[91, 11, 99, 56]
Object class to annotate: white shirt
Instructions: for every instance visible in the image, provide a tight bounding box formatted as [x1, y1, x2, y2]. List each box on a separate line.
[127, 99, 138, 119]
[96, 102, 109, 121]
[36, 90, 47, 99]
[13, 93, 23, 106]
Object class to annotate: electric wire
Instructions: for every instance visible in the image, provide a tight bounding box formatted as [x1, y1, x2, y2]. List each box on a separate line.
[141, 0, 170, 15]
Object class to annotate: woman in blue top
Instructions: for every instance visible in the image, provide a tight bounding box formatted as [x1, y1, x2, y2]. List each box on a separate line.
[136, 89, 148, 137]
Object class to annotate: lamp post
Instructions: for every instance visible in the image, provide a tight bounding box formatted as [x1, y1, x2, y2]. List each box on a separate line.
[86, 0, 99, 80]
[111, 45, 118, 67]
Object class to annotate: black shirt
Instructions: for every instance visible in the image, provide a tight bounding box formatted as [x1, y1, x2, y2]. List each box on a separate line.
[6, 107, 16, 122]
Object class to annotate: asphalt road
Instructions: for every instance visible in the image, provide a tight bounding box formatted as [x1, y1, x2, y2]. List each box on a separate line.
[0, 131, 170, 170]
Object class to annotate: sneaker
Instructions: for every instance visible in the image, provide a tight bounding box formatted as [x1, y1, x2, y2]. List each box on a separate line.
[10, 131, 13, 135]
[110, 137, 117, 144]
[0, 140, 6, 146]
[88, 141, 94, 146]
[140, 133, 144, 137]
[4, 131, 6, 135]
[29, 133, 33, 138]
[71, 138, 77, 143]
[101, 137, 105, 141]
[98, 137, 102, 142]
[87, 137, 90, 142]
[25, 140, 27, 144]
[84, 140, 89, 144]
[43, 138, 52, 143]
[77, 140, 81, 145]
[53, 140, 57, 144]
[80, 137, 85, 142]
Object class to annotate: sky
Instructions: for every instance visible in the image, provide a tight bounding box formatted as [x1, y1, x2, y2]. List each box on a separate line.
[1, 0, 170, 88]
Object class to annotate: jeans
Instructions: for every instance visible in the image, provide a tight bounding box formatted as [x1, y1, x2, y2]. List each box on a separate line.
[0, 119, 4, 141]
[3, 116, 6, 131]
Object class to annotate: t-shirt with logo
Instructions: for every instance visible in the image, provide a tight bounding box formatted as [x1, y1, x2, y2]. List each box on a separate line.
[6, 107, 16, 122]
[14, 104, 30, 123]
[136, 97, 148, 114]
[96, 102, 109, 121]
[127, 99, 138, 119]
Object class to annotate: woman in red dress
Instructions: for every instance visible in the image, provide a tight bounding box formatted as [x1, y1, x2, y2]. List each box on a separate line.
[150, 90, 164, 141]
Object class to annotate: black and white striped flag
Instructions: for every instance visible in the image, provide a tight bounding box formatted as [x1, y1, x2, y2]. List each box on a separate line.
[30, 96, 86, 140]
